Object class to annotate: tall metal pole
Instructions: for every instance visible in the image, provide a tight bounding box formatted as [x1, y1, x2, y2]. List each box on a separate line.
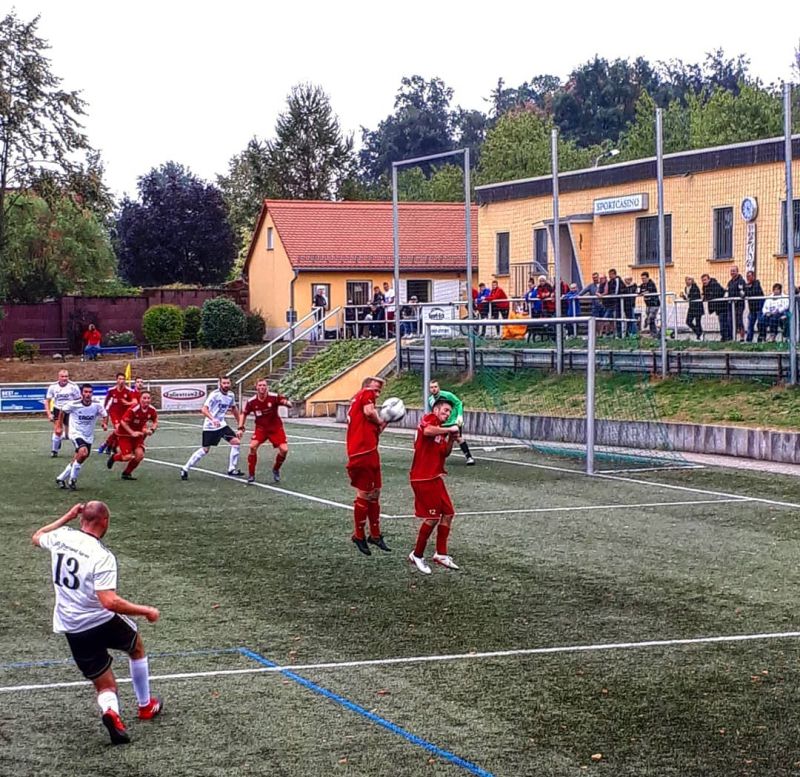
[464, 148, 475, 377]
[551, 129, 563, 374]
[391, 164, 402, 375]
[586, 318, 596, 476]
[423, 322, 432, 411]
[655, 108, 668, 378]
[784, 83, 797, 385]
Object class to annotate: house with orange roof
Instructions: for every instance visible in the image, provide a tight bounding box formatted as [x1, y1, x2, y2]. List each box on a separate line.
[244, 200, 477, 337]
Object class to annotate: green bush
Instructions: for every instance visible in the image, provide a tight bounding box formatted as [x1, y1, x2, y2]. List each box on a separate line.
[245, 310, 266, 344]
[183, 305, 202, 345]
[142, 304, 185, 349]
[199, 297, 247, 349]
[105, 330, 136, 346]
[13, 339, 39, 361]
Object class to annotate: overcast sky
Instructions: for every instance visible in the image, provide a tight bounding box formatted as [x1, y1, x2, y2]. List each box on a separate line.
[20, 0, 800, 200]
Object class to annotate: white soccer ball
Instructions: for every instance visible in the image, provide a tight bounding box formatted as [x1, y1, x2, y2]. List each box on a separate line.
[380, 397, 406, 423]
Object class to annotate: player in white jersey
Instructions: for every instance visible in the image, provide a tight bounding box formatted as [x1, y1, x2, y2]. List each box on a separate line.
[43, 369, 81, 457]
[180, 376, 243, 480]
[55, 384, 108, 491]
[33, 500, 162, 745]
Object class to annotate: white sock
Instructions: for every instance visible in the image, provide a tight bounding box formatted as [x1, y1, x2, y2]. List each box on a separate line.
[97, 690, 120, 715]
[58, 463, 72, 481]
[228, 445, 240, 471]
[184, 448, 207, 470]
[70, 461, 82, 481]
[51, 433, 61, 453]
[128, 657, 151, 707]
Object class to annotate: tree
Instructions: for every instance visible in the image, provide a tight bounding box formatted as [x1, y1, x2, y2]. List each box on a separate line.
[488, 75, 562, 119]
[0, 12, 94, 260]
[395, 164, 466, 202]
[2, 194, 115, 302]
[617, 92, 690, 161]
[477, 108, 596, 186]
[266, 83, 356, 200]
[115, 162, 237, 286]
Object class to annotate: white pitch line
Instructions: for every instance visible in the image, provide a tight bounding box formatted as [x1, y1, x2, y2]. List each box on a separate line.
[388, 497, 751, 519]
[4, 629, 800, 694]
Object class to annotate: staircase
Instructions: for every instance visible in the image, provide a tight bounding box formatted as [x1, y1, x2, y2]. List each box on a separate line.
[268, 340, 330, 383]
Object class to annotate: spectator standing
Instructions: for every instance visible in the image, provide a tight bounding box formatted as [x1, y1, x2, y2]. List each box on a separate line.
[475, 283, 490, 335]
[399, 296, 419, 336]
[621, 275, 638, 336]
[743, 271, 765, 343]
[701, 274, 729, 341]
[727, 266, 747, 341]
[639, 272, 660, 337]
[312, 286, 328, 341]
[606, 269, 624, 336]
[564, 283, 580, 336]
[682, 276, 704, 340]
[345, 300, 358, 338]
[579, 272, 602, 318]
[83, 324, 102, 361]
[761, 283, 789, 341]
[382, 281, 396, 336]
[487, 280, 510, 336]
[524, 278, 541, 317]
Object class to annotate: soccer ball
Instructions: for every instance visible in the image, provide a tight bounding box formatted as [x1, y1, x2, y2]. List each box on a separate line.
[380, 397, 406, 423]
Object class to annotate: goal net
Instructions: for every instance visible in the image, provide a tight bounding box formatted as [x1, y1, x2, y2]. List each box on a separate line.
[421, 316, 695, 475]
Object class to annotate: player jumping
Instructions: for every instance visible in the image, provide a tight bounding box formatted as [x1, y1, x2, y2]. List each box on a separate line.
[180, 376, 243, 480]
[346, 376, 390, 555]
[239, 378, 292, 484]
[107, 390, 158, 480]
[408, 398, 461, 574]
[56, 384, 108, 491]
[44, 369, 81, 457]
[98, 372, 135, 455]
[427, 380, 475, 465]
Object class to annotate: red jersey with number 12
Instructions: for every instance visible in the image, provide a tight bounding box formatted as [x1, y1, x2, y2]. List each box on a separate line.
[120, 404, 158, 436]
[244, 393, 287, 431]
[410, 413, 450, 481]
[346, 389, 380, 459]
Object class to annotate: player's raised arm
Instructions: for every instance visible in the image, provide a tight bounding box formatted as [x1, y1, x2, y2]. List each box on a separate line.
[95, 590, 159, 623]
[32, 503, 84, 546]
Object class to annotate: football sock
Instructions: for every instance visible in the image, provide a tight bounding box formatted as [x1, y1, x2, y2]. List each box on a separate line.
[274, 451, 287, 472]
[51, 433, 61, 453]
[128, 657, 151, 707]
[414, 521, 436, 558]
[58, 463, 72, 481]
[367, 500, 381, 538]
[435, 523, 451, 555]
[248, 451, 258, 477]
[97, 690, 120, 715]
[353, 497, 369, 541]
[70, 461, 82, 481]
[228, 445, 240, 471]
[460, 440, 472, 458]
[123, 460, 137, 475]
[185, 448, 207, 470]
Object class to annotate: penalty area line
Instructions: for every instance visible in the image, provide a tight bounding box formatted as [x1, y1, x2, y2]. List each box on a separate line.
[4, 630, 800, 694]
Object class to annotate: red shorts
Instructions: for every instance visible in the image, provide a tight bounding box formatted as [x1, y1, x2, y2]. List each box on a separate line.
[411, 478, 455, 519]
[252, 425, 287, 448]
[347, 450, 382, 491]
[117, 436, 144, 457]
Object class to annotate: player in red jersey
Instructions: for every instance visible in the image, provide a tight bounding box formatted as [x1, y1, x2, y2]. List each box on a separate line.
[129, 376, 145, 403]
[98, 373, 135, 455]
[107, 391, 158, 480]
[346, 376, 390, 555]
[239, 378, 293, 484]
[407, 398, 461, 575]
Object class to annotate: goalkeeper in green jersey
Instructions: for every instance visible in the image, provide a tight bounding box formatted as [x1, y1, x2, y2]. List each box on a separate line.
[427, 380, 475, 465]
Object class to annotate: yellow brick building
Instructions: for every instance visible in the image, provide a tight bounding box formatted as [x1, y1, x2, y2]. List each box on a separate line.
[475, 135, 800, 297]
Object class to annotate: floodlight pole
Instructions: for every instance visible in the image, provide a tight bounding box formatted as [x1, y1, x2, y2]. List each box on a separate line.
[423, 323, 432, 410]
[784, 83, 797, 385]
[656, 109, 668, 378]
[392, 149, 475, 379]
[551, 130, 563, 374]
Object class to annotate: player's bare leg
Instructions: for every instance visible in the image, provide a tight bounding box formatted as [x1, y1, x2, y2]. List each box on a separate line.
[120, 447, 145, 480]
[126, 632, 162, 721]
[408, 517, 438, 575]
[57, 445, 89, 490]
[272, 442, 288, 483]
[432, 514, 459, 569]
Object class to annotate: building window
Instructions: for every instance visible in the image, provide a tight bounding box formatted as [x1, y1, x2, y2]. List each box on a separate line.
[713, 207, 733, 259]
[406, 279, 431, 303]
[266, 227, 274, 250]
[635, 215, 671, 264]
[311, 283, 330, 310]
[781, 199, 800, 254]
[496, 232, 510, 275]
[346, 281, 370, 306]
[534, 228, 548, 275]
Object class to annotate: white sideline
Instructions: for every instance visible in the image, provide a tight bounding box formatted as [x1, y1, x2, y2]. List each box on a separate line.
[4, 629, 800, 695]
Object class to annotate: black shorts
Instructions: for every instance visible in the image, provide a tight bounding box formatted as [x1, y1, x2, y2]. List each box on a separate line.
[65, 614, 138, 680]
[51, 409, 70, 425]
[72, 438, 92, 454]
[202, 425, 237, 448]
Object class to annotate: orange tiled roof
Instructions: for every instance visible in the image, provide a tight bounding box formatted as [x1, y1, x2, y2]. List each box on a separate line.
[257, 200, 477, 272]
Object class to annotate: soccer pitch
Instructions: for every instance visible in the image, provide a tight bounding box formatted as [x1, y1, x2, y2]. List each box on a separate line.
[3, 415, 800, 776]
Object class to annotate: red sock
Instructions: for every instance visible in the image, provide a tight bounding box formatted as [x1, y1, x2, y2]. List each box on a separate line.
[248, 452, 257, 477]
[353, 498, 369, 540]
[367, 500, 381, 539]
[123, 460, 138, 475]
[435, 523, 451, 555]
[414, 521, 436, 558]
[274, 452, 287, 472]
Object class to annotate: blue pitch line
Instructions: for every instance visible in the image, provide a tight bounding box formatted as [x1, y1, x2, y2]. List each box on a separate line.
[0, 647, 241, 670]
[238, 647, 495, 777]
